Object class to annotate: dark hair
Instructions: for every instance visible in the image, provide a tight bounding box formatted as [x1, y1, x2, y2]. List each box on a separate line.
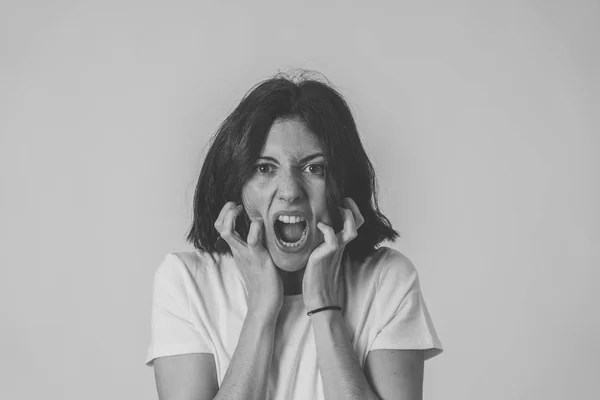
[186, 71, 398, 262]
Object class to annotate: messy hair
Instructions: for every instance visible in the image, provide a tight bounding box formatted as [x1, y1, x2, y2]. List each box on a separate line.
[186, 71, 398, 262]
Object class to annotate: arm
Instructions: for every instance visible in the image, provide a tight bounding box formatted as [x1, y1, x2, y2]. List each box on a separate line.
[154, 354, 218, 400]
[214, 313, 277, 400]
[154, 313, 277, 400]
[364, 349, 424, 400]
[311, 310, 424, 400]
[152, 203, 284, 400]
[311, 309, 380, 400]
[302, 198, 376, 399]
[304, 199, 435, 399]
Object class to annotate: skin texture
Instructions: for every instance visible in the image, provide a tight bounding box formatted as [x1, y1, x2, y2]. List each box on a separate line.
[241, 118, 332, 273]
[154, 118, 425, 400]
[302, 197, 364, 311]
[365, 350, 424, 399]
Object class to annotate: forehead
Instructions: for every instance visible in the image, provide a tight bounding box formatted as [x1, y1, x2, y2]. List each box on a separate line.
[261, 118, 323, 157]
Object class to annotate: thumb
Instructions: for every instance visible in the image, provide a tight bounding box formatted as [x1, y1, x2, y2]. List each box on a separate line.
[247, 218, 265, 249]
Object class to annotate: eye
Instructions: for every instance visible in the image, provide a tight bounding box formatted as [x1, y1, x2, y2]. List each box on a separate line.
[303, 163, 325, 175]
[254, 163, 274, 174]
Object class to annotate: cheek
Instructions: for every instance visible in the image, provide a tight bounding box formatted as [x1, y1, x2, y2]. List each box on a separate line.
[312, 186, 344, 231]
[241, 187, 265, 220]
[312, 188, 334, 224]
[320, 209, 335, 227]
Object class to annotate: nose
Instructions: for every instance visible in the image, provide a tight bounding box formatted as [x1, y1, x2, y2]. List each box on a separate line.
[277, 169, 303, 203]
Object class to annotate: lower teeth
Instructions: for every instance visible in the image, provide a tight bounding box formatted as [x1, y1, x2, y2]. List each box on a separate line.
[281, 227, 308, 248]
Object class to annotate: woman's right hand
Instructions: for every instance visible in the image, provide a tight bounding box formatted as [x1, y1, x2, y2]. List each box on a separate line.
[214, 201, 283, 320]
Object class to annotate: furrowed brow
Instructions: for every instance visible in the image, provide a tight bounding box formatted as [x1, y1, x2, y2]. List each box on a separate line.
[256, 153, 325, 165]
[299, 152, 325, 164]
[256, 156, 280, 164]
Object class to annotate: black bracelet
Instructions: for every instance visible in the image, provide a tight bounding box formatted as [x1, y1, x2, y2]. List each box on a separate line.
[306, 305, 342, 316]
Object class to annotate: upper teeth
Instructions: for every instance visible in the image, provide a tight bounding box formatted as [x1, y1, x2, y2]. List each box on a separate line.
[277, 215, 305, 223]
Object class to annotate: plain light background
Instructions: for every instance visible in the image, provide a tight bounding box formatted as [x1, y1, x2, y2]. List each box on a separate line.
[1, 1, 598, 399]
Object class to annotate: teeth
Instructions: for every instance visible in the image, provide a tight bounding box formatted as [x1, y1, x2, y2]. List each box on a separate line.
[279, 224, 309, 247]
[277, 215, 305, 224]
[274, 214, 308, 248]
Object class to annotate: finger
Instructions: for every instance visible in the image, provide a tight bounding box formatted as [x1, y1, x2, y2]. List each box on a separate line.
[343, 197, 365, 229]
[317, 222, 339, 250]
[219, 204, 244, 248]
[333, 252, 344, 285]
[336, 207, 358, 244]
[222, 204, 243, 232]
[214, 201, 238, 231]
[246, 218, 264, 249]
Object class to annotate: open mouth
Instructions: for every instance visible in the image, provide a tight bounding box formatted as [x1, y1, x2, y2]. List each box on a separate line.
[273, 215, 309, 249]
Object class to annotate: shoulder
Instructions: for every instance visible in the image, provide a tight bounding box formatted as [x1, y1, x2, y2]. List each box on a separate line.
[344, 247, 419, 300]
[362, 246, 420, 297]
[153, 250, 225, 289]
[377, 247, 418, 283]
[352, 247, 418, 283]
[154, 250, 204, 277]
[152, 250, 244, 306]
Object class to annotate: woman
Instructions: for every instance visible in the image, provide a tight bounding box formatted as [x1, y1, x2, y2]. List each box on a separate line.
[146, 72, 443, 400]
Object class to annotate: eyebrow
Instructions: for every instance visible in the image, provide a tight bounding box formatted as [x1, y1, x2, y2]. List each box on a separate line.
[257, 152, 325, 164]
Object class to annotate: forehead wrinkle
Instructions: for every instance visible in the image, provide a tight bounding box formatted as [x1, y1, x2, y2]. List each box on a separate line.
[259, 149, 324, 164]
[261, 120, 323, 161]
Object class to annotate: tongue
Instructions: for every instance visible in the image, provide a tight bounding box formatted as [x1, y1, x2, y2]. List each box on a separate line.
[279, 222, 305, 243]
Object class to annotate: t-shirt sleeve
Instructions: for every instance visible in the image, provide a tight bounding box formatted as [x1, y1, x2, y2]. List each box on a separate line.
[145, 253, 214, 366]
[369, 249, 443, 360]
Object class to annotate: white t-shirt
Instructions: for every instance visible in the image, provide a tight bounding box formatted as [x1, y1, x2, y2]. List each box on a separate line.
[146, 246, 443, 399]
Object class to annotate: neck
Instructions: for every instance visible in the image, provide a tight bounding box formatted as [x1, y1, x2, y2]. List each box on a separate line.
[277, 267, 305, 295]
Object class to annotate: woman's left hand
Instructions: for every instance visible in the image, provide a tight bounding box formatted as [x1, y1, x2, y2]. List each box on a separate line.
[303, 198, 365, 312]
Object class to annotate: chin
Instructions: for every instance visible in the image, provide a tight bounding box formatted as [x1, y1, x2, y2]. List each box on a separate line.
[270, 252, 309, 272]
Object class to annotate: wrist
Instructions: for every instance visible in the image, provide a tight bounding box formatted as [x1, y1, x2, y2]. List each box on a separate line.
[304, 296, 340, 312]
[306, 305, 342, 316]
[307, 307, 342, 321]
[245, 310, 279, 328]
[309, 307, 345, 337]
[247, 296, 282, 321]
[246, 300, 281, 322]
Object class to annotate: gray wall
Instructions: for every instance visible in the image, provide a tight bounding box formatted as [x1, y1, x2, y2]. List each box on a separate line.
[1, 1, 598, 399]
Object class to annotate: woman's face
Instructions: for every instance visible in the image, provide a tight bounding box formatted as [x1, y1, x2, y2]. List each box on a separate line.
[241, 118, 333, 272]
